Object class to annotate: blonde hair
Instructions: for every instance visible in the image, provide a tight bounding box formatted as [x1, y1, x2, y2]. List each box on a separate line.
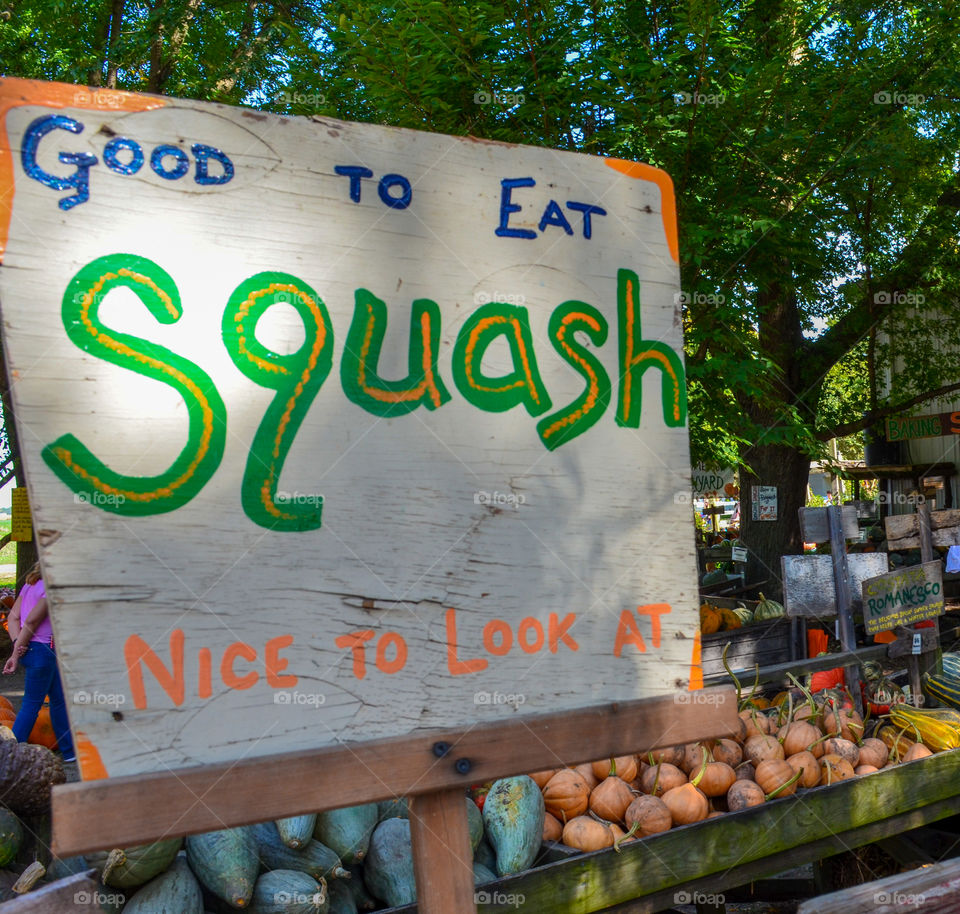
[25, 563, 41, 586]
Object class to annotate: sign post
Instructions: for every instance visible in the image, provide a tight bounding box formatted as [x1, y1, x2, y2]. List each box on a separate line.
[0, 78, 736, 907]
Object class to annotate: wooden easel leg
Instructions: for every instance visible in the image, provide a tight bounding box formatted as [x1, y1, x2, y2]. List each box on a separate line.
[409, 788, 477, 914]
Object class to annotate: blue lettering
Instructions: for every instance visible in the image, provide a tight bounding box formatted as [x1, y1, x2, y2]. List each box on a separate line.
[21, 115, 97, 210]
[192, 144, 234, 186]
[565, 201, 607, 239]
[538, 199, 573, 235]
[103, 137, 144, 176]
[377, 173, 412, 209]
[496, 177, 536, 239]
[149, 145, 190, 180]
[335, 165, 374, 202]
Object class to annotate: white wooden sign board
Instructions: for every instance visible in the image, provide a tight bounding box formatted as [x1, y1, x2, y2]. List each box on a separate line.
[861, 561, 945, 635]
[781, 553, 889, 618]
[0, 78, 696, 781]
[692, 464, 736, 499]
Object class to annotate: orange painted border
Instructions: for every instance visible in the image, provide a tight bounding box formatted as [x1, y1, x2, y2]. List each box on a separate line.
[0, 78, 166, 263]
[604, 158, 679, 263]
[688, 629, 703, 690]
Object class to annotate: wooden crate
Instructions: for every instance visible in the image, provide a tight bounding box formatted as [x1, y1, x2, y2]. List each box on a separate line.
[698, 598, 791, 677]
[381, 748, 960, 913]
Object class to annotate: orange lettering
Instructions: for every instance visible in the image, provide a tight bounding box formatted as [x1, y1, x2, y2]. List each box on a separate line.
[483, 619, 513, 656]
[198, 646, 212, 699]
[376, 631, 408, 674]
[951, 411, 960, 434]
[445, 608, 487, 675]
[221, 642, 258, 690]
[548, 613, 579, 652]
[613, 610, 647, 657]
[518, 617, 545, 653]
[124, 630, 185, 709]
[336, 630, 376, 680]
[265, 635, 298, 687]
[635, 603, 671, 648]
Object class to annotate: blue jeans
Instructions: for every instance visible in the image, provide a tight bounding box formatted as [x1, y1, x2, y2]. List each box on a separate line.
[12, 642, 74, 757]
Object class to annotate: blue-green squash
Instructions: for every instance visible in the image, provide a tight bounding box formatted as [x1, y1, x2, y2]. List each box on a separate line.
[465, 798, 483, 852]
[345, 864, 377, 911]
[276, 815, 317, 849]
[473, 837, 496, 871]
[376, 798, 408, 821]
[186, 826, 258, 907]
[249, 869, 328, 914]
[124, 854, 203, 914]
[252, 822, 349, 881]
[88, 836, 183, 888]
[327, 877, 359, 914]
[0, 810, 21, 868]
[482, 776, 545, 877]
[473, 862, 496, 884]
[363, 818, 415, 908]
[45, 854, 87, 883]
[314, 804, 378, 864]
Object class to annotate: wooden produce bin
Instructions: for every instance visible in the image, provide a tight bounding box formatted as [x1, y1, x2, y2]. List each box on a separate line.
[698, 597, 792, 678]
[379, 749, 960, 914]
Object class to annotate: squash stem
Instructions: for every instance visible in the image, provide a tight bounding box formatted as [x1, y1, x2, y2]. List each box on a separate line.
[613, 820, 640, 853]
[722, 643, 744, 707]
[689, 747, 710, 789]
[764, 767, 802, 801]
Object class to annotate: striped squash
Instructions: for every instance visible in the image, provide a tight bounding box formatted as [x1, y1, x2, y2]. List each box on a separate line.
[940, 653, 960, 682]
[924, 673, 960, 710]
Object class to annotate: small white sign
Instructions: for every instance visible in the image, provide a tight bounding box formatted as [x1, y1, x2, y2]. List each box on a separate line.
[731, 546, 748, 563]
[751, 486, 778, 521]
[912, 632, 923, 655]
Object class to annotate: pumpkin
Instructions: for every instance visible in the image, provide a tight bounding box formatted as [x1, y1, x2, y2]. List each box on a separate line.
[699, 605, 722, 635]
[819, 753, 856, 785]
[822, 706, 864, 742]
[0, 741, 65, 815]
[779, 721, 823, 759]
[822, 738, 859, 768]
[639, 763, 686, 797]
[754, 593, 785, 622]
[530, 769, 560, 790]
[0, 710, 15, 728]
[718, 608, 742, 631]
[743, 735, 784, 767]
[680, 742, 708, 775]
[648, 745, 685, 766]
[542, 770, 590, 821]
[727, 780, 765, 811]
[734, 761, 756, 782]
[754, 760, 801, 798]
[574, 763, 600, 790]
[561, 816, 616, 852]
[854, 764, 879, 775]
[0, 697, 14, 715]
[624, 795, 672, 837]
[28, 705, 58, 751]
[591, 756, 638, 783]
[698, 761, 737, 798]
[542, 812, 563, 842]
[857, 738, 889, 769]
[589, 776, 634, 824]
[740, 710, 776, 740]
[786, 751, 820, 789]
[712, 739, 742, 768]
[902, 743, 933, 762]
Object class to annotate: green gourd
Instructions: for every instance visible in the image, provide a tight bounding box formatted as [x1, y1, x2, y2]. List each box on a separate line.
[123, 855, 203, 914]
[249, 869, 328, 914]
[327, 877, 359, 914]
[754, 593, 785, 621]
[314, 804, 378, 864]
[252, 821, 349, 881]
[363, 818, 416, 908]
[482, 776, 545, 877]
[473, 837, 496, 871]
[185, 826, 258, 907]
[465, 798, 483, 852]
[276, 815, 318, 849]
[473, 862, 496, 884]
[88, 837, 183, 889]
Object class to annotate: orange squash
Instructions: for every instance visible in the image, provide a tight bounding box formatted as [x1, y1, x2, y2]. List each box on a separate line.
[699, 605, 721, 636]
[542, 812, 563, 842]
[543, 769, 590, 821]
[28, 705, 58, 750]
[574, 763, 600, 790]
[590, 755, 638, 783]
[588, 776, 634, 824]
[561, 816, 617, 852]
[624, 795, 671, 836]
[0, 696, 14, 715]
[530, 768, 560, 789]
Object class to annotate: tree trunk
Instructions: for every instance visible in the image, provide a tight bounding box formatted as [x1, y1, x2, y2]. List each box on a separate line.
[739, 443, 809, 602]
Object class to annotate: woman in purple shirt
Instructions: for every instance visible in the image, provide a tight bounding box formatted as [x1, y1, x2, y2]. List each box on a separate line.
[2, 564, 74, 762]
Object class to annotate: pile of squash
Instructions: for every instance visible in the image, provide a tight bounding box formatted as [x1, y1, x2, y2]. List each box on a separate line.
[524, 686, 943, 854]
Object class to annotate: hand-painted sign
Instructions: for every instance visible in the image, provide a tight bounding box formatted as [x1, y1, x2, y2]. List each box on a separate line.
[692, 464, 737, 499]
[862, 561, 944, 635]
[751, 485, 777, 521]
[9, 488, 31, 541]
[886, 411, 960, 442]
[0, 78, 696, 780]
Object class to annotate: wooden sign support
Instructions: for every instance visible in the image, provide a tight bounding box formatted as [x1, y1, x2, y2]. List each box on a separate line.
[827, 507, 863, 716]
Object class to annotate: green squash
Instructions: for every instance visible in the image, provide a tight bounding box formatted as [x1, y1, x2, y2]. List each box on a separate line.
[473, 861, 496, 884]
[0, 810, 21, 868]
[249, 869, 328, 914]
[185, 826, 258, 907]
[276, 815, 317, 849]
[124, 855, 203, 914]
[327, 877, 359, 914]
[88, 836, 183, 889]
[465, 797, 484, 852]
[314, 804, 378, 864]
[754, 593, 785, 621]
[253, 821, 348, 881]
[345, 864, 378, 911]
[473, 837, 496, 871]
[482, 776, 544, 877]
[364, 818, 415, 908]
